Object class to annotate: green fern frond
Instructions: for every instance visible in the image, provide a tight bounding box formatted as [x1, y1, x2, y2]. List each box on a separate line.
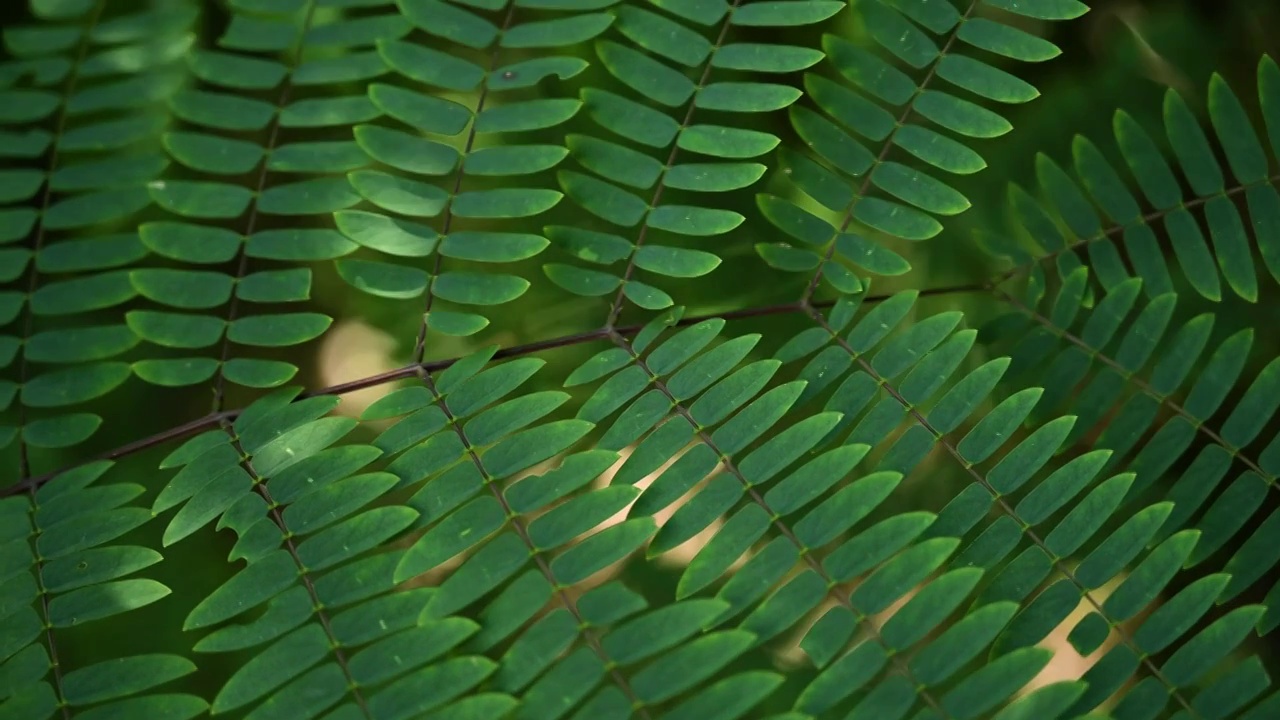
[137, 0, 400, 394]
[1, 460, 194, 719]
[14, 2, 1280, 720]
[546, 0, 841, 315]
[759, 0, 1085, 298]
[983, 270, 1280, 623]
[337, 0, 606, 343]
[1, 0, 195, 451]
[974, 59, 1280, 652]
[155, 401, 431, 720]
[778, 289, 1271, 719]
[983, 55, 1280, 305]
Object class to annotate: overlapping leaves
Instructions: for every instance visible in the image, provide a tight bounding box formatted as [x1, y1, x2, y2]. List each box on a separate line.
[333, 0, 613, 339]
[131, 0, 385, 391]
[546, 0, 843, 311]
[0, 0, 195, 450]
[13, 1, 1280, 720]
[983, 55, 1280, 305]
[1, 461, 194, 720]
[758, 0, 1085, 296]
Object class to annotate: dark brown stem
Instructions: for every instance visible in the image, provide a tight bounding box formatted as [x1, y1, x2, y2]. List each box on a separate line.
[3, 284, 984, 497]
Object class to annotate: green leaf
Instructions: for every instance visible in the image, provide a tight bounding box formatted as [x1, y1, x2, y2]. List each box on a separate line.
[76, 695, 208, 720]
[957, 388, 1042, 463]
[296, 506, 418, 571]
[582, 88, 678, 148]
[698, 82, 801, 113]
[378, 39, 483, 91]
[502, 13, 614, 48]
[560, 170, 646, 226]
[347, 170, 448, 217]
[992, 682, 1087, 720]
[597, 40, 694, 107]
[484, 419, 595, 478]
[185, 551, 297, 630]
[911, 602, 1018, 686]
[915, 91, 1013, 138]
[549, 517, 656, 584]
[630, 631, 755, 704]
[871, 162, 970, 215]
[733, 1, 843, 26]
[440, 232, 548, 262]
[1135, 574, 1229, 654]
[647, 205, 744, 236]
[600, 599, 728, 664]
[544, 264, 622, 296]
[22, 363, 131, 408]
[149, 180, 252, 219]
[942, 648, 1054, 719]
[958, 18, 1062, 62]
[43, 546, 163, 593]
[476, 98, 581, 133]
[49, 578, 171, 627]
[130, 269, 233, 309]
[1161, 606, 1265, 686]
[62, 655, 195, 707]
[164, 132, 263, 174]
[336, 259, 429, 299]
[984, 0, 1088, 19]
[396, 497, 506, 582]
[757, 243, 821, 271]
[454, 189, 563, 219]
[227, 313, 332, 347]
[937, 54, 1040, 104]
[354, 124, 459, 175]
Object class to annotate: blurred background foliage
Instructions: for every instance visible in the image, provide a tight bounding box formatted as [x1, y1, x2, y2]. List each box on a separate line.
[5, 0, 1280, 713]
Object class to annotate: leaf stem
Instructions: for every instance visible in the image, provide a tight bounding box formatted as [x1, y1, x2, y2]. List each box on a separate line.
[417, 370, 651, 717]
[210, 0, 322, 413]
[16, 2, 110, 715]
[800, 0, 979, 306]
[805, 304, 1204, 719]
[409, 1, 520, 365]
[604, 0, 747, 329]
[3, 283, 983, 497]
[223, 424, 374, 720]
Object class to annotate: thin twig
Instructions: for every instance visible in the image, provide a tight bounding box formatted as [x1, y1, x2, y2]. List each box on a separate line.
[417, 370, 651, 717]
[800, 1, 979, 305]
[607, 328, 954, 719]
[4, 285, 985, 497]
[604, 0, 746, 330]
[210, 0, 321, 413]
[410, 2, 520, 365]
